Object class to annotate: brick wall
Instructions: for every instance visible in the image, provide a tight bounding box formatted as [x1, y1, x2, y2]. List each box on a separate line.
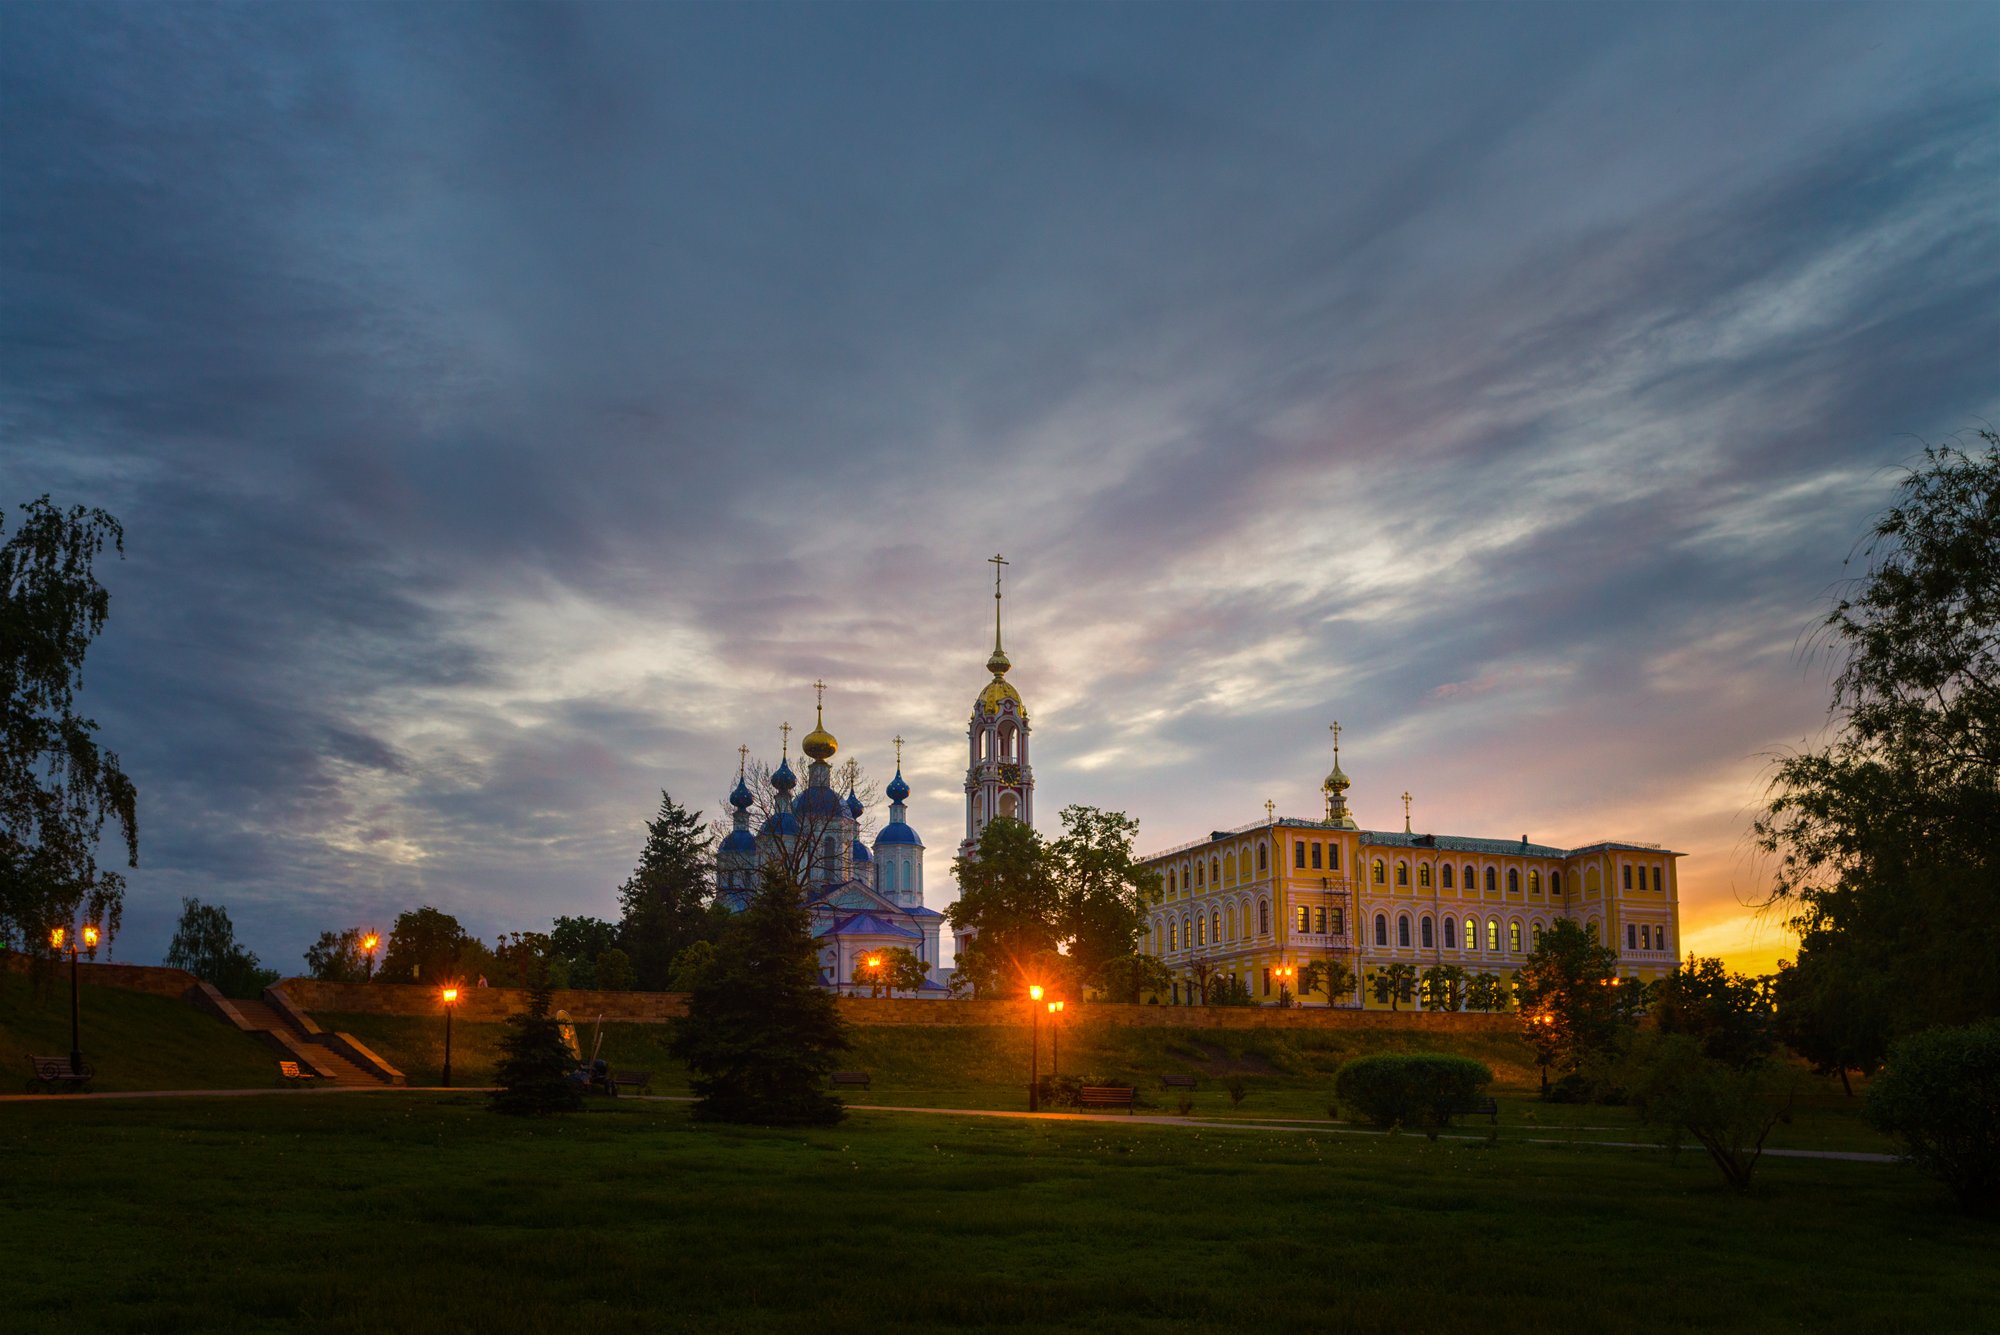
[1, 952, 204, 1001]
[271, 978, 690, 1023]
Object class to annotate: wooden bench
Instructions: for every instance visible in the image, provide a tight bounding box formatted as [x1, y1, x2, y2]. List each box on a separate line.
[25, 1056, 93, 1094]
[830, 1071, 871, 1090]
[1456, 1096, 1499, 1124]
[1159, 1074, 1198, 1090]
[278, 1060, 320, 1087]
[609, 1069, 652, 1095]
[1079, 1085, 1136, 1113]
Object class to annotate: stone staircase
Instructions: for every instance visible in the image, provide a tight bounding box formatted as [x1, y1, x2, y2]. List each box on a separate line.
[204, 993, 405, 1087]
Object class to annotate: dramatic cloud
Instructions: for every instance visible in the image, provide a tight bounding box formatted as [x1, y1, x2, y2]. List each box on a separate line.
[3, 1, 1994, 972]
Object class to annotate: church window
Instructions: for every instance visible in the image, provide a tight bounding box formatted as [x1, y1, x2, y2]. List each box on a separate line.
[1259, 899, 1270, 934]
[1441, 863, 1454, 890]
[1372, 859, 1386, 885]
[1295, 842, 1306, 870]
[1421, 916, 1435, 948]
[1532, 922, 1544, 949]
[1507, 869, 1520, 894]
[886, 862, 898, 893]
[1328, 845, 1339, 872]
[1297, 906, 1310, 934]
[1419, 863, 1431, 888]
[1396, 861, 1409, 887]
[1398, 916, 1411, 948]
[822, 836, 837, 870]
[1211, 910, 1221, 943]
[1509, 921, 1522, 952]
[1552, 871, 1564, 896]
[1529, 870, 1541, 895]
[1328, 908, 1342, 935]
[1311, 843, 1322, 870]
[1487, 919, 1500, 951]
[1626, 923, 1637, 951]
[1374, 914, 1388, 946]
[1169, 920, 1178, 951]
[1622, 864, 1633, 890]
[1464, 919, 1477, 951]
[999, 722, 1016, 760]
[903, 859, 913, 888]
[1653, 866, 1663, 893]
[1196, 915, 1206, 947]
[1484, 867, 1497, 893]
[1443, 916, 1457, 948]
[1258, 844, 1268, 873]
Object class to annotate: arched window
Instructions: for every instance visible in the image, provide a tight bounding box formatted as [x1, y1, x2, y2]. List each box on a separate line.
[885, 862, 898, 893]
[1397, 916, 1411, 948]
[1551, 871, 1563, 896]
[1532, 922, 1544, 949]
[1465, 865, 1477, 892]
[1196, 914, 1206, 947]
[1374, 914, 1388, 946]
[1509, 921, 1522, 952]
[1211, 909, 1221, 943]
[1258, 844, 1268, 873]
[1484, 867, 1497, 893]
[1258, 899, 1270, 935]
[1528, 870, 1541, 894]
[1196, 861, 1205, 887]
[1169, 920, 1178, 951]
[1167, 869, 1176, 894]
[1224, 907, 1236, 943]
[1507, 869, 1520, 894]
[1653, 867, 1663, 893]
[1419, 863, 1432, 888]
[1224, 853, 1238, 888]
[1441, 863, 1455, 890]
[1295, 842, 1306, 869]
[1373, 859, 1386, 885]
[1421, 916, 1435, 949]
[1443, 916, 1457, 948]
[1487, 919, 1500, 951]
[1465, 919, 1478, 951]
[1396, 860, 1409, 887]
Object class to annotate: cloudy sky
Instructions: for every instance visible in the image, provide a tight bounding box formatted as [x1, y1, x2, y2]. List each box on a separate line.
[5, 1, 1995, 974]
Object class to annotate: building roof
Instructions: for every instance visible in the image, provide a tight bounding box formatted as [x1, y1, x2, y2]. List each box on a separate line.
[1139, 816, 1681, 863]
[1360, 831, 1571, 858]
[827, 912, 922, 939]
[874, 820, 922, 846]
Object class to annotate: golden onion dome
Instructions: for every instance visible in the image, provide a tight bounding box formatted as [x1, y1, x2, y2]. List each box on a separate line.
[1322, 762, 1350, 793]
[986, 647, 1011, 676]
[801, 724, 838, 761]
[978, 675, 1024, 716]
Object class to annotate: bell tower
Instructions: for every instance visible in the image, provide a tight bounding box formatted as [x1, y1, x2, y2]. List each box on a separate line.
[961, 554, 1034, 860]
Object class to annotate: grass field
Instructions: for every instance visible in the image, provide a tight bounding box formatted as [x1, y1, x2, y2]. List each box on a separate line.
[3, 1093, 1987, 1333]
[1, 969, 279, 1092]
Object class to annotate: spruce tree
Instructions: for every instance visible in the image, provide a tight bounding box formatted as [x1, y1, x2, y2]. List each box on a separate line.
[618, 791, 715, 990]
[489, 974, 583, 1116]
[671, 865, 848, 1125]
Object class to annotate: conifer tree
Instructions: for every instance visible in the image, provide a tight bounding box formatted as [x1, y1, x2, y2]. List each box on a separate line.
[489, 973, 583, 1116]
[671, 864, 848, 1125]
[618, 791, 714, 990]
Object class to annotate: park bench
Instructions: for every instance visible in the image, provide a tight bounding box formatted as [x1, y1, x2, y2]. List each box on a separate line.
[1078, 1085, 1136, 1113]
[1159, 1074, 1199, 1090]
[26, 1056, 93, 1094]
[1455, 1096, 1499, 1124]
[278, 1060, 320, 1087]
[609, 1069, 652, 1095]
[830, 1071, 872, 1090]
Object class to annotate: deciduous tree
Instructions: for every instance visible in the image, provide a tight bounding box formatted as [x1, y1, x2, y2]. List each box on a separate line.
[304, 928, 370, 983]
[1515, 920, 1627, 1070]
[379, 906, 473, 985]
[164, 897, 276, 999]
[1300, 956, 1356, 1008]
[1368, 963, 1417, 1011]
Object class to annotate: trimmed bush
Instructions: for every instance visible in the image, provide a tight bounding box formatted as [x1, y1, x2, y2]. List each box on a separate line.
[1866, 1018, 2000, 1213]
[1334, 1054, 1494, 1139]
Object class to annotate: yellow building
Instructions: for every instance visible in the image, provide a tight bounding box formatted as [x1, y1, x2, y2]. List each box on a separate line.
[1135, 736, 1681, 1008]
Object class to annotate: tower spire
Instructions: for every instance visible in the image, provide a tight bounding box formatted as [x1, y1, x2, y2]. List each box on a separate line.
[986, 554, 1012, 676]
[1322, 720, 1355, 829]
[893, 734, 904, 769]
[814, 679, 826, 727]
[780, 721, 791, 761]
[1402, 790, 1413, 834]
[738, 744, 748, 781]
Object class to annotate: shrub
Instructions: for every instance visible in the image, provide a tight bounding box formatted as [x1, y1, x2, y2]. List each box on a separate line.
[1866, 1018, 2000, 1213]
[489, 978, 584, 1117]
[1333, 1054, 1494, 1140]
[1621, 1033, 1793, 1192]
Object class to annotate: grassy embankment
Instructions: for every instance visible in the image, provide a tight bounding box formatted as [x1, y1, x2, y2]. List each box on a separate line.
[0, 967, 278, 1092]
[2, 1093, 1986, 1333]
[323, 1009, 1896, 1154]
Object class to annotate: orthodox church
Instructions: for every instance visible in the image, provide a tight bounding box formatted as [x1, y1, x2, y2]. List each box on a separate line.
[711, 555, 1037, 996]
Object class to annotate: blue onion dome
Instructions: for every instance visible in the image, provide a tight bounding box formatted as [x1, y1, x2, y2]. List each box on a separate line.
[729, 777, 754, 810]
[795, 784, 844, 818]
[885, 769, 910, 802]
[771, 758, 796, 792]
[844, 787, 864, 820]
[851, 839, 873, 863]
[875, 820, 921, 846]
[758, 810, 800, 838]
[720, 827, 756, 854]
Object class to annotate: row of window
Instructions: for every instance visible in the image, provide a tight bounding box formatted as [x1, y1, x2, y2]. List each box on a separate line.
[1164, 898, 1276, 951]
[1627, 923, 1668, 951]
[1624, 864, 1666, 893]
[1370, 913, 1541, 954]
[1165, 842, 1273, 897]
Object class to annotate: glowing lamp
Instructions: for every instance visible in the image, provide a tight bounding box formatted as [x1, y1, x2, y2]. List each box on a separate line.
[362, 934, 378, 953]
[83, 925, 99, 948]
[441, 987, 459, 1004]
[1028, 984, 1043, 1001]
[866, 955, 881, 969]
[50, 927, 65, 949]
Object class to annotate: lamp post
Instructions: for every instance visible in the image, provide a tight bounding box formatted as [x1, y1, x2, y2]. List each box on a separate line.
[441, 987, 459, 1087]
[1027, 983, 1044, 1112]
[51, 924, 98, 1075]
[361, 933, 379, 982]
[1047, 1000, 1065, 1081]
[1534, 1012, 1553, 1095]
[1274, 963, 1295, 1008]
[864, 953, 883, 999]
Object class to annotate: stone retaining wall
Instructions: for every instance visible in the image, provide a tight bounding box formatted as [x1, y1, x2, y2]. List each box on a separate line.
[1, 952, 205, 1001]
[272, 978, 689, 1023]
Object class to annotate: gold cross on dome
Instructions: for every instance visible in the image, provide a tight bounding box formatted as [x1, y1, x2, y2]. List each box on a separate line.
[1329, 720, 1342, 752]
[779, 722, 791, 757]
[893, 734, 904, 768]
[1402, 790, 1413, 833]
[738, 744, 748, 780]
[1265, 799, 1276, 824]
[813, 679, 826, 724]
[989, 552, 1008, 595]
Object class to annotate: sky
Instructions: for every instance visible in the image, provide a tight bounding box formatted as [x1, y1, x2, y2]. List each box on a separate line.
[4, 1, 1996, 976]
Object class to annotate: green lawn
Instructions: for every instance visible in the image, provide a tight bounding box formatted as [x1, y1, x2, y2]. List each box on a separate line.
[1, 1094, 1985, 1333]
[1, 969, 280, 1092]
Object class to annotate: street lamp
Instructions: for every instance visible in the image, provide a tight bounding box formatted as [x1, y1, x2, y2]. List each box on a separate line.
[1274, 963, 1295, 1007]
[1047, 1000, 1065, 1081]
[1534, 1012, 1554, 1094]
[440, 986, 460, 1088]
[49, 924, 100, 1075]
[864, 953, 883, 999]
[360, 933, 379, 982]
[1027, 984, 1044, 1112]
